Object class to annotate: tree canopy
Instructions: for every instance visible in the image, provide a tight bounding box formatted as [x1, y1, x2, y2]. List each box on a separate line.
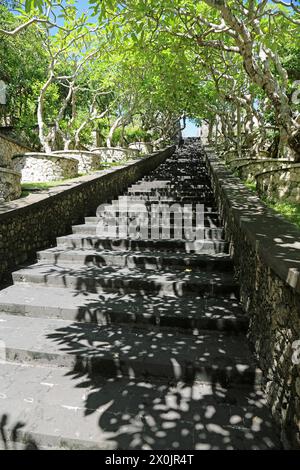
[0, 0, 299, 159]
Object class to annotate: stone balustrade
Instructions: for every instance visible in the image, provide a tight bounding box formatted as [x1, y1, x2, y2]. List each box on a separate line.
[204, 146, 300, 449]
[229, 158, 292, 181]
[12, 153, 78, 182]
[0, 133, 32, 168]
[256, 164, 300, 204]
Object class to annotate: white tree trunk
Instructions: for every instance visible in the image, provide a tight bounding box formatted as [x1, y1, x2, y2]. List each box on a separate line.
[106, 115, 123, 147]
[37, 74, 54, 153]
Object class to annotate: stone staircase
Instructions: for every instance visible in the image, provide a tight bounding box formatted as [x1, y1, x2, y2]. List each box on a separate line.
[0, 140, 280, 450]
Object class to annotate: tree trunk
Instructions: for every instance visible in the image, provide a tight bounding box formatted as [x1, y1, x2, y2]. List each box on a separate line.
[288, 130, 300, 162]
[208, 120, 214, 144]
[37, 72, 54, 153]
[236, 103, 242, 158]
[106, 116, 123, 147]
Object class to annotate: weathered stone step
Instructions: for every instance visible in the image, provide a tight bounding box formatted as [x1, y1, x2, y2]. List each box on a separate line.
[0, 361, 280, 450]
[142, 176, 210, 183]
[103, 200, 218, 210]
[72, 224, 225, 240]
[127, 186, 213, 193]
[89, 212, 221, 223]
[146, 180, 211, 186]
[0, 313, 258, 386]
[12, 263, 239, 298]
[37, 248, 231, 271]
[119, 195, 215, 203]
[57, 235, 229, 253]
[0, 285, 247, 332]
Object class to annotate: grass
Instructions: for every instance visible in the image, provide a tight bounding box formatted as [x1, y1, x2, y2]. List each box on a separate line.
[22, 180, 72, 191]
[244, 180, 256, 192]
[242, 180, 300, 229]
[265, 200, 300, 228]
[98, 159, 132, 169]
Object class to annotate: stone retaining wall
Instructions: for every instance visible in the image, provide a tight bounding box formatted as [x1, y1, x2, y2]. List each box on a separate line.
[204, 146, 300, 449]
[129, 142, 153, 154]
[13, 153, 78, 182]
[229, 158, 292, 181]
[0, 133, 32, 168]
[0, 146, 175, 284]
[90, 147, 140, 162]
[0, 167, 21, 202]
[51, 150, 100, 174]
[256, 165, 300, 204]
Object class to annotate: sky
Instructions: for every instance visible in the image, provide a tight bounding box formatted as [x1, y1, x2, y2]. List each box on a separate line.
[182, 119, 200, 138]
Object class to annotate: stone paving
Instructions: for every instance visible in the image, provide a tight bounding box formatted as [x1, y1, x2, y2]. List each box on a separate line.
[0, 140, 281, 449]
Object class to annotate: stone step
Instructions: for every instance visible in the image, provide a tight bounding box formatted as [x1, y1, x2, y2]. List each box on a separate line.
[89, 213, 222, 225]
[102, 202, 218, 212]
[141, 178, 210, 184]
[57, 235, 229, 253]
[136, 181, 211, 188]
[127, 187, 213, 194]
[72, 224, 225, 240]
[12, 263, 239, 298]
[0, 361, 280, 450]
[116, 195, 215, 203]
[37, 248, 231, 271]
[0, 285, 247, 332]
[0, 313, 258, 386]
[129, 180, 172, 188]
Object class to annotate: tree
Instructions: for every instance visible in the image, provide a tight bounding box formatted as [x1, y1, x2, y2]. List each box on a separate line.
[88, 0, 300, 160]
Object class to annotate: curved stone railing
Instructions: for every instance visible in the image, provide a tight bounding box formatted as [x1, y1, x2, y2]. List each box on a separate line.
[129, 142, 153, 154]
[256, 164, 300, 203]
[0, 167, 21, 202]
[90, 147, 140, 162]
[12, 153, 78, 182]
[229, 158, 292, 181]
[204, 146, 300, 449]
[51, 150, 100, 174]
[228, 157, 268, 168]
[0, 133, 32, 168]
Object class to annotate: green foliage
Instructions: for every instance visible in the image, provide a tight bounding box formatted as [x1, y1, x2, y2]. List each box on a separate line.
[268, 201, 300, 229]
[2, 0, 300, 159]
[242, 179, 300, 228]
[0, 5, 48, 145]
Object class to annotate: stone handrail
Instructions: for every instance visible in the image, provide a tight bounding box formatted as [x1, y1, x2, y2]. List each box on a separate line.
[255, 164, 300, 204]
[204, 146, 300, 448]
[204, 147, 300, 294]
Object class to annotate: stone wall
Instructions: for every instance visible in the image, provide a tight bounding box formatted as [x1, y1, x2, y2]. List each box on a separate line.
[0, 133, 32, 168]
[256, 165, 300, 204]
[0, 146, 175, 284]
[229, 158, 292, 181]
[129, 142, 153, 154]
[204, 146, 300, 449]
[90, 147, 140, 162]
[0, 167, 21, 202]
[13, 153, 78, 182]
[52, 151, 101, 174]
